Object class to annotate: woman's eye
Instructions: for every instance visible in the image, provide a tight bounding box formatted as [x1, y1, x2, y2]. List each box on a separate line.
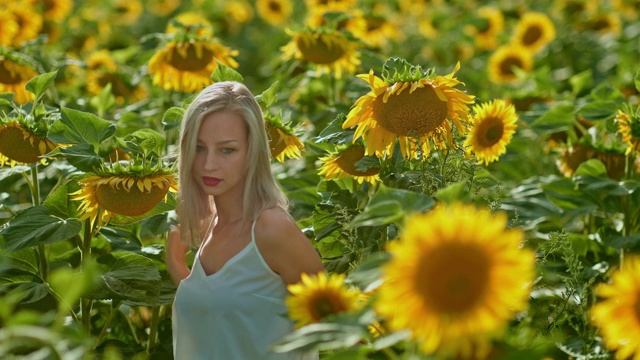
[195, 145, 205, 152]
[222, 148, 235, 154]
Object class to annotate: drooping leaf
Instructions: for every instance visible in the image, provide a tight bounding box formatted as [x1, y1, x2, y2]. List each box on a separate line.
[25, 71, 58, 101]
[51, 143, 103, 172]
[161, 106, 185, 131]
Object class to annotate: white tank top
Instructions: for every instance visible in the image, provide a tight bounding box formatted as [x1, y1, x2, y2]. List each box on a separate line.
[172, 218, 316, 360]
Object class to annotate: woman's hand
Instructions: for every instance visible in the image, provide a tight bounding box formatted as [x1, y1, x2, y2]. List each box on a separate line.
[166, 226, 191, 286]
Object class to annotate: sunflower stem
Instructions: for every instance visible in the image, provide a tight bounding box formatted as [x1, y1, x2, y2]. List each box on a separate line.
[146, 305, 161, 353]
[28, 163, 50, 281]
[96, 302, 120, 348]
[381, 347, 401, 360]
[81, 218, 93, 334]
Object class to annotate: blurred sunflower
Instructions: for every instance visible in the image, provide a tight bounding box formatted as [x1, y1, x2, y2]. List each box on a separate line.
[510, 12, 555, 54]
[0, 9, 18, 46]
[86, 50, 147, 104]
[359, 13, 401, 50]
[488, 45, 533, 84]
[8, 4, 43, 47]
[616, 108, 640, 155]
[111, 0, 143, 25]
[0, 121, 58, 166]
[464, 99, 518, 165]
[557, 144, 629, 180]
[256, 0, 292, 26]
[591, 256, 640, 360]
[583, 12, 622, 36]
[554, 0, 598, 20]
[148, 40, 239, 93]
[398, 0, 443, 16]
[147, 0, 181, 17]
[376, 203, 535, 359]
[281, 27, 360, 79]
[72, 168, 178, 227]
[223, 1, 254, 28]
[265, 118, 304, 162]
[465, 6, 504, 51]
[611, 0, 639, 20]
[305, 0, 356, 13]
[342, 60, 474, 159]
[318, 144, 380, 184]
[40, 0, 73, 21]
[286, 272, 361, 328]
[0, 55, 37, 104]
[166, 12, 214, 38]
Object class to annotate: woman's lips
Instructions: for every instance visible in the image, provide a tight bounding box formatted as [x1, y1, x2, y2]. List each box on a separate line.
[202, 176, 221, 186]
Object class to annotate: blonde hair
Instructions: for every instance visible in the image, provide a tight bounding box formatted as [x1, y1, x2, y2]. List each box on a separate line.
[177, 81, 288, 247]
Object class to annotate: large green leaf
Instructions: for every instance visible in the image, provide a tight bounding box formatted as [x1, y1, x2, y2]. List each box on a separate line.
[349, 184, 433, 228]
[0, 251, 48, 303]
[25, 71, 58, 101]
[49, 143, 103, 172]
[89, 252, 161, 304]
[43, 180, 80, 219]
[0, 206, 82, 253]
[530, 103, 575, 135]
[123, 128, 165, 158]
[161, 106, 185, 131]
[541, 177, 598, 214]
[211, 60, 244, 83]
[48, 107, 116, 148]
[576, 100, 618, 121]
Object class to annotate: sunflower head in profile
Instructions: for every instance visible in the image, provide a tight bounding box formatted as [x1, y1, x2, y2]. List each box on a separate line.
[510, 12, 556, 54]
[265, 116, 305, 162]
[342, 58, 475, 159]
[318, 144, 380, 184]
[256, 0, 293, 26]
[464, 99, 518, 165]
[0, 53, 37, 104]
[591, 256, 640, 360]
[286, 272, 362, 328]
[557, 143, 629, 180]
[148, 38, 239, 93]
[0, 121, 58, 167]
[71, 161, 178, 228]
[375, 203, 535, 359]
[281, 26, 361, 79]
[616, 107, 640, 155]
[488, 45, 533, 84]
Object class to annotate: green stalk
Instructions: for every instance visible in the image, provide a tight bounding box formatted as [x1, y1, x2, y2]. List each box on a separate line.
[81, 218, 93, 333]
[146, 305, 161, 353]
[95, 302, 120, 347]
[27, 163, 49, 281]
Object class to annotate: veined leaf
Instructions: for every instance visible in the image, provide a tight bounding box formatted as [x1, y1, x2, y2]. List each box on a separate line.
[48, 107, 116, 148]
[89, 252, 161, 304]
[25, 71, 58, 101]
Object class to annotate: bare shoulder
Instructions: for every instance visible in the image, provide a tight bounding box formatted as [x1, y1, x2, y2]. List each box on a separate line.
[254, 207, 303, 246]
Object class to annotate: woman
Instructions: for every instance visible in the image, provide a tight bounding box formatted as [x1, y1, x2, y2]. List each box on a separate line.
[166, 81, 324, 359]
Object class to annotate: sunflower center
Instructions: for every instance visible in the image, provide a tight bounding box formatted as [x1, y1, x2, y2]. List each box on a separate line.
[415, 243, 490, 314]
[477, 117, 504, 147]
[0, 124, 55, 163]
[499, 56, 523, 76]
[168, 43, 214, 71]
[0, 60, 22, 85]
[97, 73, 136, 98]
[366, 17, 384, 32]
[95, 179, 170, 217]
[296, 35, 347, 65]
[309, 295, 341, 320]
[372, 85, 449, 136]
[266, 123, 287, 157]
[476, 18, 491, 34]
[522, 25, 543, 46]
[268, 0, 282, 12]
[335, 146, 380, 176]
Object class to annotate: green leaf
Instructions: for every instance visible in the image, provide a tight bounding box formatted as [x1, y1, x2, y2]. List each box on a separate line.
[0, 165, 30, 182]
[272, 322, 365, 353]
[609, 234, 640, 250]
[123, 128, 165, 158]
[569, 69, 593, 95]
[43, 181, 79, 219]
[541, 177, 598, 213]
[574, 159, 607, 177]
[353, 156, 379, 173]
[48, 107, 116, 148]
[635, 70, 640, 93]
[577, 100, 618, 121]
[530, 104, 575, 135]
[25, 71, 58, 101]
[349, 185, 433, 228]
[0, 206, 82, 253]
[161, 106, 185, 131]
[54, 143, 103, 172]
[348, 201, 403, 228]
[257, 81, 279, 108]
[0, 251, 48, 304]
[89, 252, 162, 304]
[89, 82, 116, 117]
[211, 60, 243, 83]
[435, 181, 471, 203]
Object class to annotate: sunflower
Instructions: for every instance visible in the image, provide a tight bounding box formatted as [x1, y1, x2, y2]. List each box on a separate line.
[376, 203, 535, 359]
[359, 13, 401, 50]
[557, 144, 628, 180]
[510, 12, 555, 54]
[0, 9, 18, 46]
[611, 0, 639, 20]
[0, 122, 58, 166]
[265, 120, 304, 162]
[9, 5, 43, 47]
[616, 108, 640, 155]
[342, 60, 474, 159]
[464, 99, 518, 165]
[466, 6, 504, 51]
[281, 28, 361, 79]
[0, 55, 37, 105]
[591, 256, 640, 360]
[583, 12, 622, 36]
[148, 40, 239, 93]
[147, 0, 181, 17]
[223, 1, 254, 27]
[256, 0, 292, 26]
[305, 0, 357, 13]
[41, 0, 73, 21]
[72, 171, 178, 227]
[111, 0, 143, 25]
[488, 45, 533, 84]
[85, 50, 147, 104]
[318, 145, 380, 184]
[166, 12, 214, 39]
[286, 272, 361, 328]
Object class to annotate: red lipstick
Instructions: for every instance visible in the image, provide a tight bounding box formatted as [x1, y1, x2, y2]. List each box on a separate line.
[202, 176, 221, 186]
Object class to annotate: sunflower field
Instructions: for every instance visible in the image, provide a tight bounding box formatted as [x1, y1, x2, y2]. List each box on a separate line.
[1, 0, 640, 359]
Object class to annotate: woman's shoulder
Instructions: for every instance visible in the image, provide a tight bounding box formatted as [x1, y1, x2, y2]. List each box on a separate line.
[254, 207, 301, 245]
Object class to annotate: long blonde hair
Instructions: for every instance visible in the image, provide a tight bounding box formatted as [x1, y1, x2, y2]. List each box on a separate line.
[177, 81, 288, 247]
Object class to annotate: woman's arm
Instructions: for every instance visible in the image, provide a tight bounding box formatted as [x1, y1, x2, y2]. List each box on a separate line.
[255, 208, 325, 285]
[165, 226, 191, 286]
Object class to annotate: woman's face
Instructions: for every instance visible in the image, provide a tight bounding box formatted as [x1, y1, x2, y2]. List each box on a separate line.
[192, 111, 248, 200]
